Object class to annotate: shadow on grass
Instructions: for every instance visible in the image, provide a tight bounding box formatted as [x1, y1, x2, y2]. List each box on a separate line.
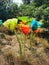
[38, 31, 49, 42]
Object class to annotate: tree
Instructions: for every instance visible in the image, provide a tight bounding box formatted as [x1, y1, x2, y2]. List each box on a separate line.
[0, 0, 13, 20]
[33, 0, 49, 6]
[0, 0, 18, 21]
[33, 0, 43, 6]
[22, 0, 31, 4]
[6, 3, 18, 18]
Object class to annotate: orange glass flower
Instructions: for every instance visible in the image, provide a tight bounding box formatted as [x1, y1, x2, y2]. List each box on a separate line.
[34, 28, 40, 34]
[21, 25, 30, 35]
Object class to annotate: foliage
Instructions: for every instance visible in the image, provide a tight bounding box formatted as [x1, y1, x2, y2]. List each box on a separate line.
[0, 0, 18, 21]
[0, 0, 49, 29]
[6, 3, 18, 19]
[19, 3, 36, 17]
[33, 0, 49, 7]
[22, 0, 32, 4]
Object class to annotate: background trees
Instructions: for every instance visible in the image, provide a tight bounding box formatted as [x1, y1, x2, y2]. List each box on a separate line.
[22, 0, 31, 4]
[0, 0, 18, 21]
[0, 0, 49, 29]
